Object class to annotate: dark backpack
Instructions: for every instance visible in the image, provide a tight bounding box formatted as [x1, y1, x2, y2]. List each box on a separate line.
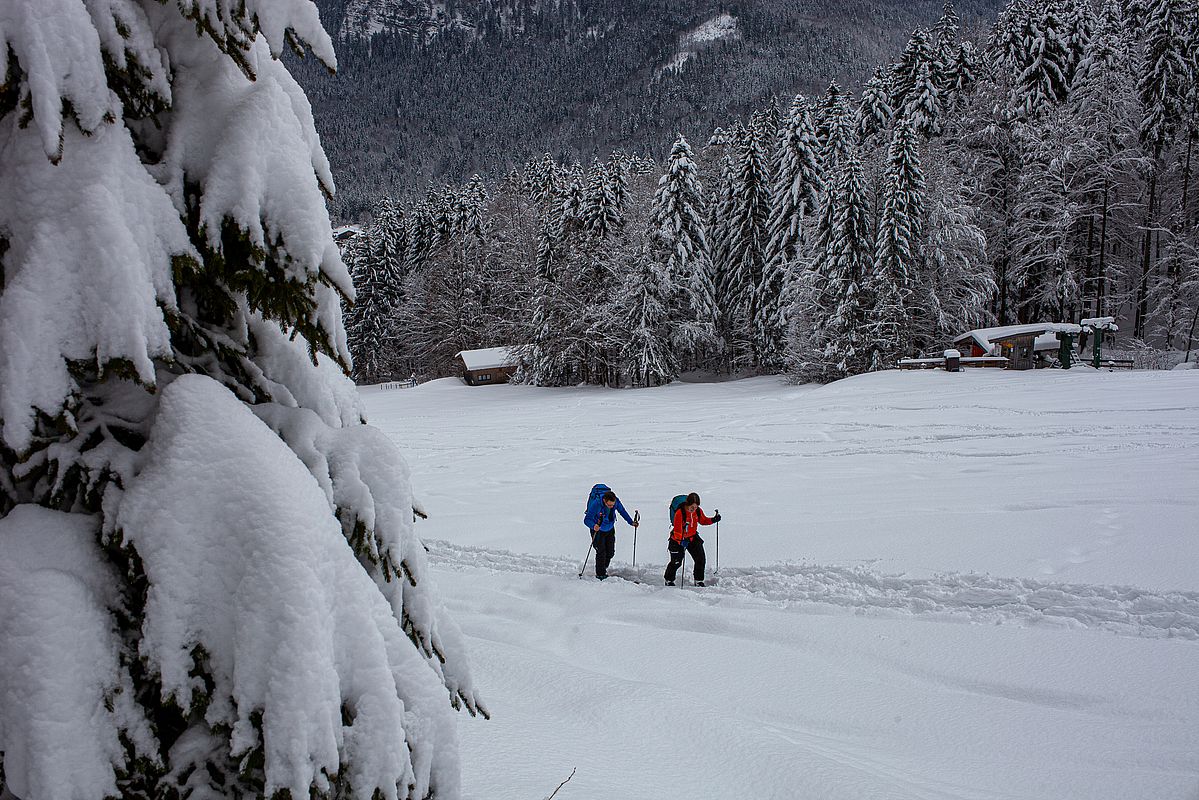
[669, 494, 689, 523]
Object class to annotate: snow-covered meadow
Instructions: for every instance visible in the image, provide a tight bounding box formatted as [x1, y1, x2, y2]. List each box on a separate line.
[364, 369, 1199, 800]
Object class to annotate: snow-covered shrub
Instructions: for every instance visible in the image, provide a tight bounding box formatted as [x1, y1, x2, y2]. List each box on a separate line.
[0, 2, 483, 798]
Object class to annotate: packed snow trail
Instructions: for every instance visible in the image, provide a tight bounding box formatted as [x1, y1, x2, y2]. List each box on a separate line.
[427, 539, 1199, 640]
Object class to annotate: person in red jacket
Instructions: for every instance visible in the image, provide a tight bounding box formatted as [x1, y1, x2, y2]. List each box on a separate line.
[665, 492, 720, 586]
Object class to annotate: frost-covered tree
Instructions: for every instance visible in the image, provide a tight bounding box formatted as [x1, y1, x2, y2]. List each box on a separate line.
[760, 97, 823, 368]
[1012, 115, 1082, 322]
[858, 68, 894, 141]
[726, 122, 775, 367]
[915, 161, 995, 349]
[869, 120, 926, 368]
[892, 28, 940, 113]
[792, 149, 873, 381]
[652, 136, 715, 318]
[0, 3, 484, 799]
[814, 82, 850, 165]
[650, 135, 720, 353]
[934, 1, 961, 63]
[1131, 0, 1195, 336]
[993, 1, 1073, 116]
[903, 62, 944, 137]
[344, 197, 408, 382]
[621, 245, 679, 385]
[584, 161, 625, 239]
[944, 41, 982, 106]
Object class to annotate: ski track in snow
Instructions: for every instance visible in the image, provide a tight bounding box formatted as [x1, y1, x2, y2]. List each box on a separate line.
[426, 539, 1199, 641]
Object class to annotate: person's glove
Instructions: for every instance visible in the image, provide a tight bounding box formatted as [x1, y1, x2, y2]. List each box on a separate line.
[632, 521, 640, 528]
[712, 513, 722, 523]
[593, 523, 600, 532]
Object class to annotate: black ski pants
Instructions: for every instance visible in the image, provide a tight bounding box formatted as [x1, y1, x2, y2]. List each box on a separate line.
[664, 535, 705, 583]
[592, 530, 616, 578]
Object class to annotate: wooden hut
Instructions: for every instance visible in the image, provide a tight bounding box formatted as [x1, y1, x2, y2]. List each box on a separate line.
[454, 347, 519, 386]
[952, 324, 1082, 371]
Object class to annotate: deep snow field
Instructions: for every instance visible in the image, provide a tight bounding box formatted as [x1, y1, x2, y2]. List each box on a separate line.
[362, 369, 1199, 800]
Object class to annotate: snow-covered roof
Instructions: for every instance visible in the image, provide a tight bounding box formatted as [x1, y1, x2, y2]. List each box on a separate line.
[456, 346, 518, 371]
[954, 323, 1082, 355]
[1080, 316, 1118, 331]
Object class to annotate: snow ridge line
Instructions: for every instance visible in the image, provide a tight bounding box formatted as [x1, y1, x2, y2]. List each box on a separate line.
[424, 540, 1199, 640]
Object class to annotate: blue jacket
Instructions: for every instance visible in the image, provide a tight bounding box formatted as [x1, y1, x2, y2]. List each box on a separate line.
[584, 494, 634, 532]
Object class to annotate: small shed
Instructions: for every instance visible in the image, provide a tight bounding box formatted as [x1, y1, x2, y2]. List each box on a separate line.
[952, 323, 1082, 370]
[455, 347, 519, 386]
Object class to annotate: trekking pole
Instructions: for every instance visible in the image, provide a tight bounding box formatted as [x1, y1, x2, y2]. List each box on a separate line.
[578, 534, 595, 579]
[631, 510, 640, 568]
[715, 509, 720, 575]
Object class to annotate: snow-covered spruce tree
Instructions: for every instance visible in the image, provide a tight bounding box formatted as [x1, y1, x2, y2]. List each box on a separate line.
[521, 216, 579, 386]
[650, 135, 720, 358]
[868, 120, 926, 370]
[858, 69, 894, 142]
[726, 122, 776, 369]
[621, 244, 679, 386]
[791, 148, 873, 381]
[768, 97, 823, 274]
[993, 1, 1073, 117]
[760, 97, 823, 370]
[903, 62, 944, 138]
[934, 1, 961, 65]
[891, 28, 940, 115]
[584, 160, 625, 239]
[944, 41, 981, 107]
[814, 82, 851, 169]
[1060, 0, 1096, 89]
[0, 3, 484, 799]
[344, 197, 408, 382]
[706, 124, 743, 359]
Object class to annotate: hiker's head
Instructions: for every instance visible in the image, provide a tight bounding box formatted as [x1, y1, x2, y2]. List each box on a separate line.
[686, 492, 701, 510]
[603, 491, 617, 508]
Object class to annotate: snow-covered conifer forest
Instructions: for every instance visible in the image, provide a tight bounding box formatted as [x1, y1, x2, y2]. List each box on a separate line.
[341, 0, 1199, 385]
[0, 1, 482, 798]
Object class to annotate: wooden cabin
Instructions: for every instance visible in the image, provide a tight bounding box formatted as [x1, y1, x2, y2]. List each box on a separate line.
[454, 347, 519, 386]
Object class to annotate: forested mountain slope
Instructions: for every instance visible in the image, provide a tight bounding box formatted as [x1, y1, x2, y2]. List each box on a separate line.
[295, 0, 1004, 217]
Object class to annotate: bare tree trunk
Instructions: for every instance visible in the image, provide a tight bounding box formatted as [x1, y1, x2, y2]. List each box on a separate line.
[1084, 194, 1097, 318]
[1135, 171, 1158, 340]
[1097, 180, 1111, 318]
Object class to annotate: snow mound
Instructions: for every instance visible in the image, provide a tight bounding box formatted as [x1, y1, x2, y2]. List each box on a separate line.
[116, 374, 461, 800]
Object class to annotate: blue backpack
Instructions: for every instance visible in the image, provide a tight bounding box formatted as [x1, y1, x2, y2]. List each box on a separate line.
[584, 483, 611, 524]
[669, 494, 689, 522]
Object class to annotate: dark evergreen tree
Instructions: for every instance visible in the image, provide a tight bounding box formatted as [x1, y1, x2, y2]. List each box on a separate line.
[869, 120, 926, 369]
[726, 123, 776, 367]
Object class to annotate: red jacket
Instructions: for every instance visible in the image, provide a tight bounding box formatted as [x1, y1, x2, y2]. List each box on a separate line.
[671, 506, 714, 542]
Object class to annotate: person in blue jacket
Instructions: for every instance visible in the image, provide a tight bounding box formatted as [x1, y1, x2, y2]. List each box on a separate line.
[584, 488, 638, 580]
